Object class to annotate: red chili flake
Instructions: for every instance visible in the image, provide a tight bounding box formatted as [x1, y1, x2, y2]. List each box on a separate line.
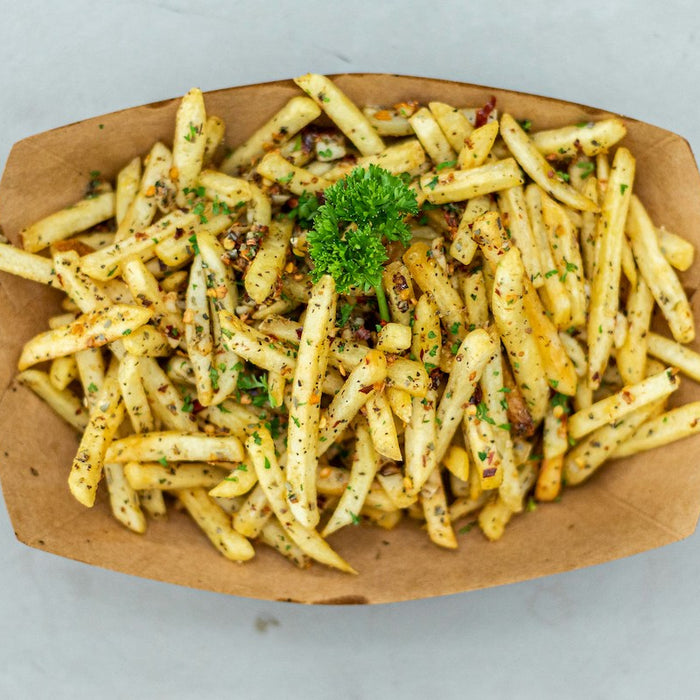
[482, 467, 497, 478]
[474, 96, 496, 128]
[191, 399, 206, 414]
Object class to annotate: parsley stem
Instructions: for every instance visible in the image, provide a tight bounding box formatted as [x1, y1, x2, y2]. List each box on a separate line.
[374, 283, 390, 323]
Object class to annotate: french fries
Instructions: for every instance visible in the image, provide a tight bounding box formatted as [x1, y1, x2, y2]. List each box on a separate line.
[3, 73, 700, 576]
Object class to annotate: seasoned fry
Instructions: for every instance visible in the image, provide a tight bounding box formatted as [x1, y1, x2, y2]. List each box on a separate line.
[612, 401, 700, 457]
[646, 332, 700, 382]
[68, 377, 125, 507]
[294, 73, 384, 156]
[0, 243, 59, 287]
[221, 96, 322, 174]
[247, 428, 356, 573]
[409, 107, 456, 165]
[626, 195, 694, 343]
[17, 369, 88, 431]
[531, 118, 627, 158]
[176, 487, 255, 561]
[245, 217, 293, 304]
[420, 157, 524, 205]
[106, 431, 245, 464]
[18, 304, 152, 370]
[285, 275, 337, 528]
[499, 114, 598, 212]
[587, 147, 635, 387]
[568, 368, 679, 439]
[20, 191, 115, 253]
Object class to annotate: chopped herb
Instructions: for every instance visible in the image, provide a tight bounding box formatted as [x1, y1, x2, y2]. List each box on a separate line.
[517, 119, 532, 132]
[476, 401, 495, 425]
[307, 164, 418, 322]
[87, 382, 98, 393]
[264, 456, 271, 470]
[158, 456, 168, 467]
[279, 171, 295, 184]
[477, 450, 488, 461]
[620, 183, 629, 195]
[576, 161, 595, 179]
[122, 328, 132, 336]
[436, 159, 457, 171]
[337, 302, 356, 327]
[318, 148, 333, 159]
[188, 234, 200, 255]
[545, 268, 558, 279]
[349, 511, 361, 525]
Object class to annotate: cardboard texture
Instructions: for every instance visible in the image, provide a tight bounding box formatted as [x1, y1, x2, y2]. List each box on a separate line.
[1, 74, 700, 605]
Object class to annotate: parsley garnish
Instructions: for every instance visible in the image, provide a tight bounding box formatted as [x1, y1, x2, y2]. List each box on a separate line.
[307, 164, 418, 322]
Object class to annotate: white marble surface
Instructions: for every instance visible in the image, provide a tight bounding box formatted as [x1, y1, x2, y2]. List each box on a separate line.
[2, 1, 700, 697]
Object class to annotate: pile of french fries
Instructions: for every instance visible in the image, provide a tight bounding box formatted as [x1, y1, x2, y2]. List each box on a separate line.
[2, 73, 700, 574]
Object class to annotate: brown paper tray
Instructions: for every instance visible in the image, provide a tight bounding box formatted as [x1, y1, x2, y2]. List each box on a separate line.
[1, 74, 700, 605]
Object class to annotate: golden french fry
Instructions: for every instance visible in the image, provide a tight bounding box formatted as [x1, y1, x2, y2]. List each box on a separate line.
[247, 428, 356, 573]
[617, 277, 653, 385]
[612, 401, 700, 458]
[409, 107, 456, 165]
[18, 304, 151, 370]
[221, 96, 322, 174]
[68, 377, 125, 507]
[244, 217, 294, 304]
[531, 118, 627, 158]
[646, 332, 700, 382]
[176, 487, 255, 561]
[294, 73, 384, 156]
[568, 368, 679, 439]
[420, 157, 524, 204]
[172, 87, 207, 207]
[106, 431, 245, 464]
[429, 101, 474, 151]
[626, 195, 694, 343]
[285, 275, 337, 528]
[322, 419, 381, 536]
[499, 114, 598, 212]
[587, 147, 636, 386]
[17, 369, 88, 431]
[115, 156, 141, 225]
[420, 466, 457, 549]
[0, 242, 59, 287]
[457, 121, 499, 170]
[20, 191, 115, 253]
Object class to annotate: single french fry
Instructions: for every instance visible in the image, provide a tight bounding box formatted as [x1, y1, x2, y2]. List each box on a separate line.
[257, 151, 331, 195]
[202, 115, 225, 166]
[68, 377, 124, 507]
[646, 332, 700, 382]
[565, 401, 663, 485]
[49, 355, 78, 391]
[18, 304, 151, 370]
[579, 176, 599, 281]
[231, 484, 273, 539]
[115, 156, 141, 225]
[617, 277, 654, 385]
[107, 431, 244, 464]
[420, 466, 457, 549]
[420, 157, 524, 205]
[74, 348, 106, 412]
[318, 349, 387, 455]
[172, 88, 207, 207]
[626, 195, 694, 344]
[531, 118, 627, 158]
[176, 487, 255, 561]
[522, 278, 578, 396]
[362, 105, 414, 137]
[17, 369, 88, 431]
[117, 354, 155, 434]
[499, 114, 598, 212]
[409, 107, 457, 165]
[586, 147, 635, 386]
[499, 185, 543, 286]
[403, 240, 466, 338]
[197, 169, 251, 209]
[285, 275, 336, 528]
[381, 260, 415, 325]
[491, 248, 550, 423]
[244, 217, 294, 304]
[258, 517, 311, 569]
[121, 325, 172, 357]
[138, 488, 167, 519]
[612, 401, 700, 458]
[247, 428, 356, 573]
[116, 142, 174, 241]
[20, 191, 115, 253]
[657, 226, 695, 271]
[457, 121, 499, 170]
[435, 328, 496, 462]
[568, 368, 679, 439]
[103, 462, 147, 534]
[322, 419, 381, 536]
[221, 95, 322, 174]
[0, 242, 59, 287]
[207, 461, 258, 497]
[364, 392, 402, 461]
[540, 191, 587, 327]
[294, 73, 384, 156]
[429, 101, 473, 151]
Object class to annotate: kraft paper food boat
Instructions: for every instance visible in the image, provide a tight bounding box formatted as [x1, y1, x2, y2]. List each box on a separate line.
[1, 74, 699, 605]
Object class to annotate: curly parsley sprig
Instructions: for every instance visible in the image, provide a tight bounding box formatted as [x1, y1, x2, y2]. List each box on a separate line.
[307, 164, 418, 322]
